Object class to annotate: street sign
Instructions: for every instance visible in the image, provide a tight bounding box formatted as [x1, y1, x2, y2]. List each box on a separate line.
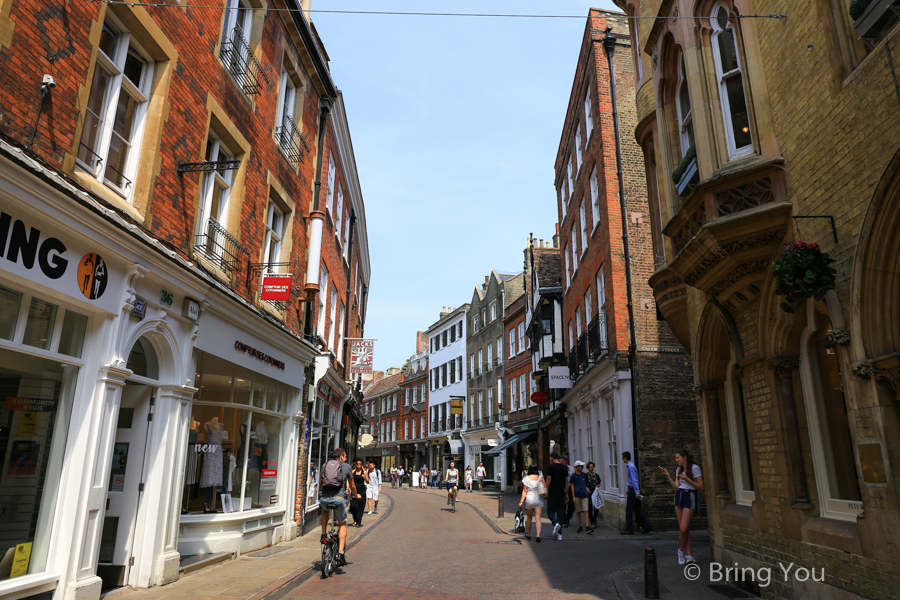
[260, 274, 292, 301]
[359, 433, 374, 447]
[349, 339, 375, 374]
[449, 399, 463, 415]
[531, 391, 550, 404]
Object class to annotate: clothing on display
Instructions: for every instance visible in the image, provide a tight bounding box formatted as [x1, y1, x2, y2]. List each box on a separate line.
[200, 420, 224, 488]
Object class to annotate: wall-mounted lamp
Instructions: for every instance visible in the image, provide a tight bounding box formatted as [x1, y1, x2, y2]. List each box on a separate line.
[28, 74, 56, 149]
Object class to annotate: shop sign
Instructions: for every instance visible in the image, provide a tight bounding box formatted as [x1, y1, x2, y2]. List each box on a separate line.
[348, 339, 375, 374]
[269, 495, 279, 505]
[183, 298, 200, 321]
[9, 542, 32, 578]
[260, 274, 292, 301]
[549, 366, 573, 389]
[262, 469, 277, 477]
[234, 341, 286, 370]
[487, 439, 499, 447]
[329, 391, 341, 409]
[260, 476, 277, 491]
[5, 397, 57, 412]
[131, 297, 147, 320]
[531, 391, 549, 404]
[317, 380, 332, 400]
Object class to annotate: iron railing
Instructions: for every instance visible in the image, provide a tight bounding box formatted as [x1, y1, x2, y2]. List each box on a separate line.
[195, 217, 249, 273]
[275, 114, 312, 162]
[221, 26, 270, 95]
[577, 333, 589, 375]
[588, 312, 609, 358]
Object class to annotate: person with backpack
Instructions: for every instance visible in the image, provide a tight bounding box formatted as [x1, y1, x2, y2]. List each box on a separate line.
[319, 448, 357, 567]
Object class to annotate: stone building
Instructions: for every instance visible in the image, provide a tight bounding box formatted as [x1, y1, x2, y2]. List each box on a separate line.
[614, 0, 900, 597]
[554, 8, 698, 531]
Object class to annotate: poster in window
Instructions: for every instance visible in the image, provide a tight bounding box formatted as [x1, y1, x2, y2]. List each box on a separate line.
[17, 412, 40, 436]
[7, 441, 40, 476]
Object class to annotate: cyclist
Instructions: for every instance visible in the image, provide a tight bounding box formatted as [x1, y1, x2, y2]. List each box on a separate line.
[444, 461, 460, 507]
[319, 448, 357, 567]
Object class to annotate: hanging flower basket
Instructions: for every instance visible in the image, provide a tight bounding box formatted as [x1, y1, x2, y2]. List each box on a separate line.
[771, 241, 836, 313]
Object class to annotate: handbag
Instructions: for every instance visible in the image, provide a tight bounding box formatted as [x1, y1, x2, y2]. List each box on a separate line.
[537, 474, 548, 499]
[514, 507, 526, 533]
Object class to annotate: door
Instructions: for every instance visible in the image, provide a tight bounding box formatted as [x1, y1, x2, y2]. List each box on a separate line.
[97, 382, 153, 588]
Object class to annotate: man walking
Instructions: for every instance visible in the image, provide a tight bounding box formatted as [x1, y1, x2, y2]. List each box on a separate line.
[366, 461, 382, 514]
[560, 454, 575, 527]
[621, 451, 653, 535]
[544, 452, 569, 541]
[419, 464, 428, 489]
[476, 462, 486, 492]
[319, 448, 356, 567]
[569, 461, 593, 534]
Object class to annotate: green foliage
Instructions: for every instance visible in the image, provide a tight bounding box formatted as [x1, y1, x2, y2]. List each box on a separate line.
[771, 241, 836, 313]
[849, 0, 874, 21]
[671, 145, 697, 184]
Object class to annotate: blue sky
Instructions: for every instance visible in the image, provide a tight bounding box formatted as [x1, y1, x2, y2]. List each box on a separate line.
[313, 1, 619, 370]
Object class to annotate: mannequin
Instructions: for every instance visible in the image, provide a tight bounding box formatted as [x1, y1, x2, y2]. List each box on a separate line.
[182, 416, 201, 513]
[200, 417, 224, 513]
[254, 421, 268, 469]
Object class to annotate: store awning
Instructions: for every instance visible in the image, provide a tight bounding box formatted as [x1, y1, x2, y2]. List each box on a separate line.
[484, 431, 534, 455]
[445, 439, 464, 455]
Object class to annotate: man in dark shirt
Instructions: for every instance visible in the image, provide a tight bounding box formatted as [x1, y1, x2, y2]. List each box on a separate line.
[569, 461, 593, 534]
[544, 451, 570, 540]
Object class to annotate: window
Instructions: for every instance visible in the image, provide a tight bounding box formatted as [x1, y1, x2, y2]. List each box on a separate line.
[450, 360, 456, 384]
[77, 17, 155, 197]
[584, 88, 593, 139]
[590, 167, 600, 231]
[675, 55, 695, 156]
[342, 213, 351, 261]
[510, 378, 518, 411]
[456, 357, 462, 380]
[571, 231, 578, 272]
[575, 124, 583, 171]
[262, 200, 284, 267]
[487, 343, 493, 368]
[568, 322, 574, 350]
[520, 374, 528, 407]
[584, 289, 592, 324]
[405, 420, 409, 439]
[482, 309, 487, 326]
[275, 67, 303, 160]
[518, 323, 527, 351]
[450, 326, 456, 343]
[477, 349, 483, 374]
[726, 365, 755, 505]
[457, 321, 463, 339]
[326, 156, 336, 216]
[316, 267, 328, 336]
[628, 6, 644, 80]
[328, 286, 338, 350]
[509, 330, 516, 358]
[565, 246, 571, 289]
[441, 363, 447, 387]
[576, 307, 583, 337]
[392, 420, 396, 442]
[580, 202, 588, 253]
[477, 391, 484, 421]
[597, 270, 607, 347]
[559, 184, 567, 221]
[497, 339, 502, 366]
[487, 388, 494, 417]
[336, 302, 345, 360]
[443, 330, 448, 347]
[473, 316, 479, 334]
[491, 302, 497, 321]
[606, 394, 618, 490]
[334, 184, 344, 243]
[470, 354, 475, 375]
[194, 134, 238, 269]
[710, 4, 753, 158]
[567, 159, 574, 201]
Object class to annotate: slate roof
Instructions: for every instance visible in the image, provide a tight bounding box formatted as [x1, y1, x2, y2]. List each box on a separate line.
[533, 248, 562, 289]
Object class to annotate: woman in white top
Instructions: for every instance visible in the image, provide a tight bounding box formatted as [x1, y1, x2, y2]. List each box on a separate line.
[464, 466, 474, 492]
[660, 448, 704, 565]
[517, 464, 544, 542]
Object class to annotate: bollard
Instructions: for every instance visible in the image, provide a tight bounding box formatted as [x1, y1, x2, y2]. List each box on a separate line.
[644, 547, 660, 599]
[498, 496, 504, 518]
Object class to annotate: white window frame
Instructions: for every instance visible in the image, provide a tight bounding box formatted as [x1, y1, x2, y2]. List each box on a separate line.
[571, 230, 578, 272]
[220, 0, 253, 78]
[725, 362, 755, 506]
[710, 3, 754, 160]
[580, 201, 588, 253]
[568, 322, 574, 350]
[597, 270, 607, 347]
[77, 16, 155, 200]
[275, 68, 298, 157]
[196, 136, 236, 263]
[605, 394, 618, 492]
[559, 185, 567, 221]
[509, 330, 516, 358]
[575, 124, 583, 172]
[334, 183, 344, 244]
[510, 377, 518, 411]
[590, 167, 600, 232]
[317, 265, 328, 335]
[629, 9, 644, 81]
[326, 156, 336, 216]
[262, 200, 284, 268]
[517, 323, 527, 352]
[584, 88, 593, 139]
[565, 245, 571, 289]
[576, 307, 583, 337]
[584, 289, 592, 325]
[675, 54, 694, 157]
[567, 158, 574, 201]
[496, 339, 502, 366]
[328, 286, 337, 350]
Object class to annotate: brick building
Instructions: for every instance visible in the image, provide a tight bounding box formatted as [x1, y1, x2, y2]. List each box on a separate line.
[0, 0, 368, 595]
[360, 371, 402, 473]
[553, 8, 698, 531]
[615, 0, 900, 597]
[397, 333, 429, 472]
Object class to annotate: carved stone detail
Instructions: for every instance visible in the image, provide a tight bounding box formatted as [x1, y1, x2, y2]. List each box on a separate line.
[823, 328, 851, 349]
[658, 287, 687, 305]
[732, 366, 744, 380]
[716, 178, 774, 217]
[873, 366, 900, 401]
[681, 228, 787, 288]
[673, 203, 706, 255]
[707, 260, 771, 298]
[852, 361, 874, 378]
[768, 355, 800, 376]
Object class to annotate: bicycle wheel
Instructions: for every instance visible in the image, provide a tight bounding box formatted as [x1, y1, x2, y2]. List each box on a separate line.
[451, 491, 456, 512]
[321, 541, 336, 578]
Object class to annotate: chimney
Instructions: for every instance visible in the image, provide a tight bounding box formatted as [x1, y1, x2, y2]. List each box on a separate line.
[539, 239, 543, 248]
[416, 331, 428, 354]
[372, 370, 385, 383]
[552, 224, 560, 248]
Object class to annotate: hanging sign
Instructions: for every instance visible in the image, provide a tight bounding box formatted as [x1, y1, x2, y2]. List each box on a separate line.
[449, 400, 463, 415]
[348, 339, 375, 374]
[531, 391, 550, 404]
[549, 367, 573, 389]
[260, 274, 292, 301]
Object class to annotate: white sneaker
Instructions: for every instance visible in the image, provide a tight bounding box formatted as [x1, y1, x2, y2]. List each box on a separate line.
[556, 534, 563, 541]
[552, 523, 561, 536]
[366, 511, 373, 515]
[685, 555, 696, 564]
[678, 550, 686, 565]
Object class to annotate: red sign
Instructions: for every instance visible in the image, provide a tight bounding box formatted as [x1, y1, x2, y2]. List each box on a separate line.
[349, 339, 375, 374]
[262, 469, 277, 477]
[260, 275, 292, 301]
[269, 495, 279, 505]
[5, 397, 57, 412]
[531, 392, 550, 405]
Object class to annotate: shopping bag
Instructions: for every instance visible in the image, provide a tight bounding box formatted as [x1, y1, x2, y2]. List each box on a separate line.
[514, 507, 527, 533]
[591, 487, 605, 509]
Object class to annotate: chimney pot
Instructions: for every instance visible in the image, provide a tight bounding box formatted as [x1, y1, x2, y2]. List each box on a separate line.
[555, 223, 560, 234]
[485, 275, 489, 285]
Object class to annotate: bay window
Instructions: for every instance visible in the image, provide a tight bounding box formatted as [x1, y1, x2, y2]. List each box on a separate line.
[711, 4, 754, 158]
[675, 54, 695, 156]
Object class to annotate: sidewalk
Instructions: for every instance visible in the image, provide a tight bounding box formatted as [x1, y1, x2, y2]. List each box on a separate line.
[106, 500, 391, 600]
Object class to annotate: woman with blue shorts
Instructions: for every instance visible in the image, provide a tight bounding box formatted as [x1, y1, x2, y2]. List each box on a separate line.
[660, 448, 703, 566]
[444, 461, 459, 505]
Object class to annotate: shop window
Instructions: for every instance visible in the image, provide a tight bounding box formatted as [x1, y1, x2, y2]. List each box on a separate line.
[3, 287, 88, 358]
[77, 16, 155, 198]
[0, 285, 23, 340]
[799, 306, 862, 520]
[126, 337, 159, 379]
[675, 54, 695, 156]
[187, 353, 294, 513]
[710, 4, 754, 159]
[22, 297, 58, 351]
[0, 347, 79, 581]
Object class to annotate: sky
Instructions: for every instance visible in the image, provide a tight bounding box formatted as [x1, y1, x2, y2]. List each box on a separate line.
[312, 1, 620, 370]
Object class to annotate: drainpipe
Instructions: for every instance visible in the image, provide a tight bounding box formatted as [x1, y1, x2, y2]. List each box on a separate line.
[303, 96, 333, 340]
[602, 27, 641, 468]
[342, 211, 357, 379]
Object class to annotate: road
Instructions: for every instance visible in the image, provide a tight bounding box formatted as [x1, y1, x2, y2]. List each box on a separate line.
[277, 489, 647, 600]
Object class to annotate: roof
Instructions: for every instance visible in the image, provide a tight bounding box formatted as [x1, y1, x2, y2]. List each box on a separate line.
[533, 248, 562, 289]
[362, 372, 402, 398]
[503, 272, 526, 310]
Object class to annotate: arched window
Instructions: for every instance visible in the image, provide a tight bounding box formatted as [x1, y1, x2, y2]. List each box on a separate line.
[799, 305, 862, 520]
[725, 361, 755, 505]
[675, 55, 694, 156]
[710, 4, 753, 158]
[126, 336, 159, 379]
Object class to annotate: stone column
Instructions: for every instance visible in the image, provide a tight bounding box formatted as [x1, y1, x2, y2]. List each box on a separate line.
[768, 356, 810, 506]
[695, 382, 730, 497]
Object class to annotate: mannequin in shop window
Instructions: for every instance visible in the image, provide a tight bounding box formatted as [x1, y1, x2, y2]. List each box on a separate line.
[182, 416, 200, 513]
[254, 420, 268, 470]
[200, 417, 225, 513]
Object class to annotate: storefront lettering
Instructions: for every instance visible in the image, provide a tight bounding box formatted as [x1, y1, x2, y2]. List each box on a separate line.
[0, 212, 68, 280]
[194, 444, 219, 453]
[234, 341, 286, 370]
[5, 397, 58, 412]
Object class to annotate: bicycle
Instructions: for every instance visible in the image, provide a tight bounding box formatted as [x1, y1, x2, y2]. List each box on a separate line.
[320, 518, 341, 578]
[449, 486, 457, 513]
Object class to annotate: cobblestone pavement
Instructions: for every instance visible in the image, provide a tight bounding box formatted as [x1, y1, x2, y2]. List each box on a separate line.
[108, 487, 747, 600]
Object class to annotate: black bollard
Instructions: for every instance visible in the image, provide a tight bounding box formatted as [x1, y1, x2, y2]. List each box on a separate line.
[644, 547, 660, 599]
[498, 495, 504, 518]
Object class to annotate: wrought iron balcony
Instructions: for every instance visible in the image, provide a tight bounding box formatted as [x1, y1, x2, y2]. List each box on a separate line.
[221, 26, 270, 95]
[568, 350, 578, 382]
[275, 114, 312, 162]
[195, 217, 249, 274]
[577, 333, 589, 375]
[587, 312, 608, 359]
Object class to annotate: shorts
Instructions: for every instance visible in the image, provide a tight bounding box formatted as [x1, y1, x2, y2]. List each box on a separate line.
[477, 476, 484, 484]
[319, 494, 348, 523]
[366, 489, 379, 501]
[446, 482, 458, 491]
[674, 488, 699, 511]
[574, 496, 590, 513]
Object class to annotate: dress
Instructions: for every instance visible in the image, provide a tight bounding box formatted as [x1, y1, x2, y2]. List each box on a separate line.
[523, 475, 545, 509]
[200, 421, 224, 488]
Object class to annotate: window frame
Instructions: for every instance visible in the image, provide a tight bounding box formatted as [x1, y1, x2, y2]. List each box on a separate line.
[675, 54, 695, 157]
[584, 87, 594, 139]
[709, 3, 755, 160]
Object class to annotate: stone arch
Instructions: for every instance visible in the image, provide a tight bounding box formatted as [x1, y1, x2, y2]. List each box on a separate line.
[121, 319, 183, 384]
[695, 300, 744, 382]
[851, 145, 900, 361]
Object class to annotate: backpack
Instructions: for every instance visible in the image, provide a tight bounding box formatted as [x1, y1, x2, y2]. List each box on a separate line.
[322, 460, 345, 489]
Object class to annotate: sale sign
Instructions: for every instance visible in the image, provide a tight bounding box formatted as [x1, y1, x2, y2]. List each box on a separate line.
[260, 275, 292, 301]
[349, 339, 375, 374]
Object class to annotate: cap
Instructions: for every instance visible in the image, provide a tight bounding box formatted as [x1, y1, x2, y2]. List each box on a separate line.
[560, 454, 569, 460]
[574, 460, 586, 467]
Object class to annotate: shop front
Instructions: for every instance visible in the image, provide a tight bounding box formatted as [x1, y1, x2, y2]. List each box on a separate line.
[461, 429, 502, 485]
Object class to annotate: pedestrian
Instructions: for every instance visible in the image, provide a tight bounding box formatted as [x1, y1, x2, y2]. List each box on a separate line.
[420, 464, 428, 489]
[318, 448, 356, 567]
[518, 464, 544, 542]
[569, 461, 593, 534]
[476, 462, 486, 492]
[390, 465, 397, 488]
[560, 454, 574, 527]
[366, 461, 382, 515]
[621, 451, 653, 535]
[431, 467, 438, 489]
[397, 466, 405, 489]
[349, 458, 368, 527]
[585, 462, 602, 528]
[660, 449, 703, 565]
[464, 465, 474, 492]
[544, 451, 569, 541]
